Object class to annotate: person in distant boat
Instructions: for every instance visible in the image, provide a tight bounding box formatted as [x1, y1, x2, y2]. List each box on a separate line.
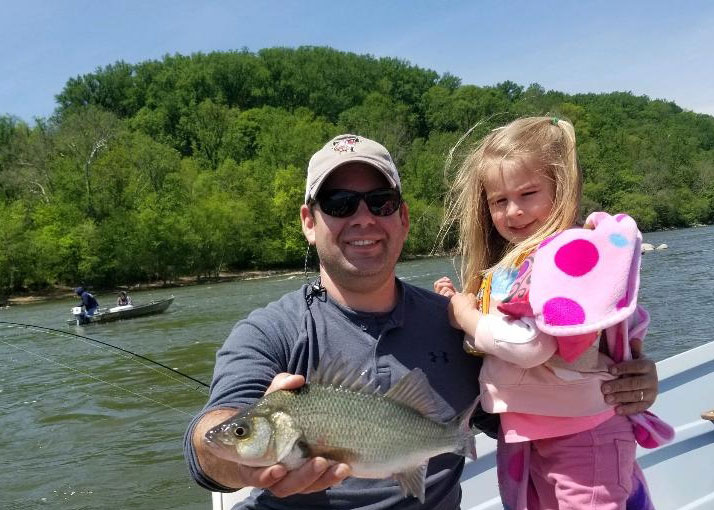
[116, 291, 133, 306]
[75, 287, 99, 317]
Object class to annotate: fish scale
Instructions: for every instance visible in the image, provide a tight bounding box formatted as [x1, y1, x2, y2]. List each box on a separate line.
[263, 384, 459, 463]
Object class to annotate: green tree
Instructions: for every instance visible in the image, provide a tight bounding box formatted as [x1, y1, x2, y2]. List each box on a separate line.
[55, 106, 123, 218]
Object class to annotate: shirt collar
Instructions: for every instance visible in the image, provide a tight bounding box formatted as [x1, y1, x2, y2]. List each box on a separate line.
[322, 278, 406, 328]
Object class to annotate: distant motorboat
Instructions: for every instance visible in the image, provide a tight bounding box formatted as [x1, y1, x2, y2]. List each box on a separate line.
[67, 296, 174, 326]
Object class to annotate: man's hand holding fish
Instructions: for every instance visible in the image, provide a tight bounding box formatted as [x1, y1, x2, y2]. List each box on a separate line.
[192, 372, 352, 497]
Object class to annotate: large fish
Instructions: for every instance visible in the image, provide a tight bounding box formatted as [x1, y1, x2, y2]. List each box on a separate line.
[205, 357, 479, 502]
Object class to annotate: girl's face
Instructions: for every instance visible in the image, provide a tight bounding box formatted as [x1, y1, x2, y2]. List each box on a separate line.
[483, 157, 555, 244]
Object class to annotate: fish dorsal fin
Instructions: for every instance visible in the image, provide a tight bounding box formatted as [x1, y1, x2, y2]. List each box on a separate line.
[384, 368, 441, 419]
[394, 463, 427, 503]
[310, 354, 379, 394]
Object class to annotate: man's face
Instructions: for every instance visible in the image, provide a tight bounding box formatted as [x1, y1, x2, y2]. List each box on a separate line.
[301, 163, 409, 293]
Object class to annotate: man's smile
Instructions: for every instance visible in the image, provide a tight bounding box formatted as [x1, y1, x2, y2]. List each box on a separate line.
[347, 239, 378, 247]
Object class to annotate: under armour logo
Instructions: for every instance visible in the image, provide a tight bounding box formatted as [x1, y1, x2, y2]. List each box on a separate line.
[428, 351, 449, 363]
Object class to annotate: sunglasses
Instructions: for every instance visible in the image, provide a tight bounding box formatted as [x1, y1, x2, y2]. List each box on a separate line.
[316, 188, 402, 218]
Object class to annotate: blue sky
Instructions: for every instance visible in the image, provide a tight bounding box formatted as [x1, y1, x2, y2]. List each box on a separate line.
[2, 0, 713, 123]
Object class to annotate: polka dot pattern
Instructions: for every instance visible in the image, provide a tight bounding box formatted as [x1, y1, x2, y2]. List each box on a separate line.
[526, 213, 644, 351]
[543, 297, 586, 326]
[616, 292, 631, 309]
[554, 239, 599, 277]
[609, 233, 629, 247]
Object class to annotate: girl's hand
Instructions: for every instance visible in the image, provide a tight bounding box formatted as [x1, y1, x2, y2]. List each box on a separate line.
[434, 276, 457, 298]
[448, 292, 481, 333]
[601, 338, 659, 415]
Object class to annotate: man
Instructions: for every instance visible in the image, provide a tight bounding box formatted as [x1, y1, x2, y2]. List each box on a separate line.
[75, 287, 99, 317]
[184, 134, 659, 509]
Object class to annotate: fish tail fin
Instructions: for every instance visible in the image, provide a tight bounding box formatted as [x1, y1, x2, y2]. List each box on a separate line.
[452, 396, 480, 461]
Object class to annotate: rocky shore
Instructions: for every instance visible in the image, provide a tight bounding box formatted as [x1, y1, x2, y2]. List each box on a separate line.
[2, 269, 303, 307]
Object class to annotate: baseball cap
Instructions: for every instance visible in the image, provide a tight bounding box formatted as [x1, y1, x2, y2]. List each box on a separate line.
[304, 134, 402, 203]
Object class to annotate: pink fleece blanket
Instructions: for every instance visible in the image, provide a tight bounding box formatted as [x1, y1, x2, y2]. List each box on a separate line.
[495, 212, 673, 509]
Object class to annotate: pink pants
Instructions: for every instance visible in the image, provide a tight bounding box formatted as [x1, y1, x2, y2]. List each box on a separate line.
[527, 415, 637, 510]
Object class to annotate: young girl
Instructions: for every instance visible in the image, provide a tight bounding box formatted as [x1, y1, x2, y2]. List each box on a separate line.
[436, 117, 672, 509]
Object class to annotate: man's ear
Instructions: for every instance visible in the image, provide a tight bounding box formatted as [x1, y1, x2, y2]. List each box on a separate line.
[300, 204, 316, 245]
[400, 201, 410, 236]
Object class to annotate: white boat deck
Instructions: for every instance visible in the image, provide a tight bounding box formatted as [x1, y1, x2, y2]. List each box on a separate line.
[213, 341, 714, 510]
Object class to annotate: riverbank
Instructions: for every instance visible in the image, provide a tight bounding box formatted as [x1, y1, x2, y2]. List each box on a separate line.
[1, 249, 457, 307]
[2, 268, 304, 306]
[3, 222, 706, 307]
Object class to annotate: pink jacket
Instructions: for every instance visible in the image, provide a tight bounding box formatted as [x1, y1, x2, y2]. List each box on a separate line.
[470, 212, 673, 448]
[472, 313, 620, 417]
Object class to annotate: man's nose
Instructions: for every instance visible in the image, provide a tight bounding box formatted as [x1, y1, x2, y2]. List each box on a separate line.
[350, 199, 377, 225]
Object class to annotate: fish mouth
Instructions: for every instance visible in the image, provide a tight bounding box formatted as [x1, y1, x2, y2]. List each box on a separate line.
[204, 430, 219, 444]
[204, 424, 223, 442]
[204, 423, 234, 447]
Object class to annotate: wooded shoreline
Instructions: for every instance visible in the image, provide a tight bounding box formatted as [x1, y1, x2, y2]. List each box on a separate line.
[3, 47, 713, 300]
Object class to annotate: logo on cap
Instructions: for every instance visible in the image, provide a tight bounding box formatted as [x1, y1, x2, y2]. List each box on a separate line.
[332, 136, 360, 153]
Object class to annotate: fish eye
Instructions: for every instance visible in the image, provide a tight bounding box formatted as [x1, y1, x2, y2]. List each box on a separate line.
[232, 421, 250, 438]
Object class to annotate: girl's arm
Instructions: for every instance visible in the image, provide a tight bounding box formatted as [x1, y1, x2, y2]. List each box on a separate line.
[450, 293, 557, 368]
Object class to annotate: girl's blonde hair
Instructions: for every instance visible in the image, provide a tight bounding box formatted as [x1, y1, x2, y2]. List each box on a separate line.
[445, 116, 582, 294]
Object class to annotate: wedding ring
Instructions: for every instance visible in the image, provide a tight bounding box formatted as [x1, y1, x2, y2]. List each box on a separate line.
[639, 390, 645, 402]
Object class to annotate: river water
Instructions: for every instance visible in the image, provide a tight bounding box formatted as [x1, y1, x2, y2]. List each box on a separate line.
[1, 226, 712, 509]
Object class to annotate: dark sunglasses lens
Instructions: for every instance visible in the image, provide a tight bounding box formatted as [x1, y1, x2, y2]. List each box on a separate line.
[318, 189, 401, 218]
[365, 189, 401, 216]
[319, 191, 361, 217]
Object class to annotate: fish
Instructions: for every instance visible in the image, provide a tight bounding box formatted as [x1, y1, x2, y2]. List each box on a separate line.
[204, 356, 479, 502]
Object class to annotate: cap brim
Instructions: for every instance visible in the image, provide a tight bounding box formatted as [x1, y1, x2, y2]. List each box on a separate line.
[305, 157, 399, 203]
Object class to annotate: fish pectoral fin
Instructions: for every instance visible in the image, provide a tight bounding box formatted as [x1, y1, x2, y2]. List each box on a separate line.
[271, 412, 304, 464]
[393, 463, 427, 503]
[274, 427, 303, 463]
[278, 438, 310, 470]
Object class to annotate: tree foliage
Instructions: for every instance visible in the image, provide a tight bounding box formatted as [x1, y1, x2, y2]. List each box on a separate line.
[1, 46, 713, 294]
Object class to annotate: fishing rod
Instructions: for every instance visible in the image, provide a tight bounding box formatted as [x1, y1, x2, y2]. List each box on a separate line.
[0, 320, 210, 389]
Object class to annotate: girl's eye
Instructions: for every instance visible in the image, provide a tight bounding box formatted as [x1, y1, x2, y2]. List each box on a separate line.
[493, 198, 507, 206]
[522, 190, 537, 197]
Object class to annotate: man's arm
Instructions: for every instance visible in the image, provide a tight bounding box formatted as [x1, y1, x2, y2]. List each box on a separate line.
[186, 305, 352, 498]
